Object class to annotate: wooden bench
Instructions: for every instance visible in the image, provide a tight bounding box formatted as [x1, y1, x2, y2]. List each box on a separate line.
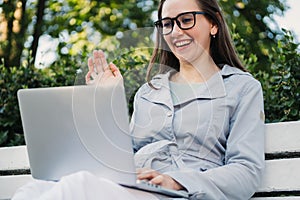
[251, 120, 300, 199]
[0, 121, 300, 199]
[0, 145, 33, 200]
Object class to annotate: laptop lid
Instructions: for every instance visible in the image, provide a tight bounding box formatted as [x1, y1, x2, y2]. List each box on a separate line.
[17, 82, 136, 186]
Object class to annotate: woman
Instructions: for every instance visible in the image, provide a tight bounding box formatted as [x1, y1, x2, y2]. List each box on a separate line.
[14, 0, 264, 199]
[90, 0, 264, 197]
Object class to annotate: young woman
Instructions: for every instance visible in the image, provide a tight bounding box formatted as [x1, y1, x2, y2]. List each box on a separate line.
[87, 0, 265, 198]
[13, 0, 264, 199]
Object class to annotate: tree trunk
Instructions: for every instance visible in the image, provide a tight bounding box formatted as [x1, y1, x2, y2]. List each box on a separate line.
[31, 0, 47, 65]
[0, 0, 29, 68]
[0, 1, 14, 67]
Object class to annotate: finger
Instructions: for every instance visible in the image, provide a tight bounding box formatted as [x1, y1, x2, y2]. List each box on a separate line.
[93, 50, 102, 73]
[85, 71, 95, 85]
[137, 173, 153, 180]
[85, 71, 91, 84]
[88, 57, 94, 73]
[149, 175, 164, 185]
[90, 71, 97, 80]
[99, 50, 109, 71]
[137, 169, 159, 180]
[109, 63, 122, 77]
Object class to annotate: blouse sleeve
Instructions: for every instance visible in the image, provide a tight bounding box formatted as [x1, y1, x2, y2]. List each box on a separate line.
[164, 79, 265, 200]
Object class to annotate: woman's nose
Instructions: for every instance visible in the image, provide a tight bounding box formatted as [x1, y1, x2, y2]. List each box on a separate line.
[171, 22, 184, 36]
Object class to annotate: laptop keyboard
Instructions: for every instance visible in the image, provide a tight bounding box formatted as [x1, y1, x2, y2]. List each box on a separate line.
[136, 179, 189, 198]
[137, 179, 162, 189]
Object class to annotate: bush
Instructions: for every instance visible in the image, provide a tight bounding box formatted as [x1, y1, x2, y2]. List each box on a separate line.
[257, 30, 300, 122]
[1, 30, 299, 147]
[232, 26, 300, 123]
[0, 59, 78, 147]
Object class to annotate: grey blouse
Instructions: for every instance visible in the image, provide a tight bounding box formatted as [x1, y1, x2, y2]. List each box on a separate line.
[130, 65, 265, 199]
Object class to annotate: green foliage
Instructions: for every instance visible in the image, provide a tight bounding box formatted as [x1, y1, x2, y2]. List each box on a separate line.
[256, 30, 300, 122]
[0, 43, 152, 147]
[231, 25, 300, 123]
[231, 23, 259, 71]
[218, 0, 286, 72]
[0, 64, 39, 146]
[1, 0, 299, 147]
[111, 46, 152, 115]
[0, 58, 78, 147]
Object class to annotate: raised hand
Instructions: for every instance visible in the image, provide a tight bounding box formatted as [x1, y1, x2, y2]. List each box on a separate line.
[85, 50, 122, 85]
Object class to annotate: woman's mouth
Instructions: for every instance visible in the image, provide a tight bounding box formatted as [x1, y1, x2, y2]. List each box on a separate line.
[174, 40, 193, 48]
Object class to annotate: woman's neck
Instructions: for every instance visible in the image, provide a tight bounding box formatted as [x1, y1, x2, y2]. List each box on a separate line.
[171, 58, 220, 83]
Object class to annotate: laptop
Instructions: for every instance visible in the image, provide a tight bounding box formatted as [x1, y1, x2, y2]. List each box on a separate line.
[17, 81, 189, 199]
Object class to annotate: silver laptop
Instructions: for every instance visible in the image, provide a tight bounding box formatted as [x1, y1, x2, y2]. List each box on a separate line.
[17, 82, 189, 198]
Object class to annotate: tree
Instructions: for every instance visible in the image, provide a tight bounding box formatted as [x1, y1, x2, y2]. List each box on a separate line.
[218, 0, 286, 71]
[0, 0, 29, 67]
[31, 0, 47, 65]
[1, 0, 287, 69]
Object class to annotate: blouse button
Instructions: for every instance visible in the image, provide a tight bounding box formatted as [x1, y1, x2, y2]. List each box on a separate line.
[167, 111, 173, 117]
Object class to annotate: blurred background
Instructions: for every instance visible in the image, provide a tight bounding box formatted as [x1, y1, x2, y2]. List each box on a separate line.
[0, 0, 299, 147]
[275, 0, 299, 41]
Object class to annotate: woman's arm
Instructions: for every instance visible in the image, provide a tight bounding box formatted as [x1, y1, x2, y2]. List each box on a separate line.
[164, 80, 265, 199]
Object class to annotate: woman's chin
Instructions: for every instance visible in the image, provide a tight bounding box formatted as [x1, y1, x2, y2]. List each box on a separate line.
[175, 52, 197, 64]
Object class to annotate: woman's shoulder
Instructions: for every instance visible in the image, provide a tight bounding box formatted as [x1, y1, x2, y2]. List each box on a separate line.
[221, 65, 262, 97]
[221, 65, 261, 86]
[135, 82, 152, 96]
[136, 72, 171, 95]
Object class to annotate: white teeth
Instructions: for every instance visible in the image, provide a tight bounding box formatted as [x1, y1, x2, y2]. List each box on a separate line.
[175, 40, 191, 47]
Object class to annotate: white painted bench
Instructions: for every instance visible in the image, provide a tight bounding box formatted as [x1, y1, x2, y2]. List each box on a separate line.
[251, 121, 300, 199]
[0, 121, 300, 199]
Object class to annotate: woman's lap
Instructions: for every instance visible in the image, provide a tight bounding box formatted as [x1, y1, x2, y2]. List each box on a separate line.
[12, 171, 159, 200]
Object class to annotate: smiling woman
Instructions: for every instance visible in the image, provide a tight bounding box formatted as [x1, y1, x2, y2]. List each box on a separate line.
[12, 0, 265, 199]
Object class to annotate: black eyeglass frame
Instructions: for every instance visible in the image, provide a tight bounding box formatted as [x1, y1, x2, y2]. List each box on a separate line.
[154, 11, 206, 35]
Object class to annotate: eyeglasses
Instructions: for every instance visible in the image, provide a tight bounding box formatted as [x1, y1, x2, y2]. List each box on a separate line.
[154, 11, 206, 35]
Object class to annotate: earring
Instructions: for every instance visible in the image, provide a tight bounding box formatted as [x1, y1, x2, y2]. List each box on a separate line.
[212, 34, 216, 38]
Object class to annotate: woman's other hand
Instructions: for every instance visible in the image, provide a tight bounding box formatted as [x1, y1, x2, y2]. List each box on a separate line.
[85, 50, 122, 85]
[136, 168, 184, 191]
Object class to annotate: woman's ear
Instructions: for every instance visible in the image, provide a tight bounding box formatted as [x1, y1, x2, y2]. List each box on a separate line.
[210, 12, 221, 36]
[210, 24, 218, 36]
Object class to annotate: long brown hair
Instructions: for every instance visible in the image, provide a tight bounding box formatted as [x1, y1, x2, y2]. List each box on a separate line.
[146, 0, 246, 83]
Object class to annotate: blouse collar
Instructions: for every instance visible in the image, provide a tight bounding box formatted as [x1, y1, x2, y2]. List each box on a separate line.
[140, 65, 251, 108]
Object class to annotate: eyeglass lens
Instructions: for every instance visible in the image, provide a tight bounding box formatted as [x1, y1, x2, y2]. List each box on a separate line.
[158, 12, 196, 35]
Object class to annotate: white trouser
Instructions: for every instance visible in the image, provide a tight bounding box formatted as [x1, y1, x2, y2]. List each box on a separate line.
[12, 171, 160, 200]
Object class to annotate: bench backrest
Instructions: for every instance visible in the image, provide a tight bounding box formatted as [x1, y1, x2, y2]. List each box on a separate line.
[0, 145, 33, 200]
[253, 121, 300, 199]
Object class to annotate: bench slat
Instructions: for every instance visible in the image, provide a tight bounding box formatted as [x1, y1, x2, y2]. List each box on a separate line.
[0, 174, 34, 199]
[257, 158, 300, 192]
[265, 121, 300, 154]
[0, 146, 30, 171]
[251, 197, 300, 200]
